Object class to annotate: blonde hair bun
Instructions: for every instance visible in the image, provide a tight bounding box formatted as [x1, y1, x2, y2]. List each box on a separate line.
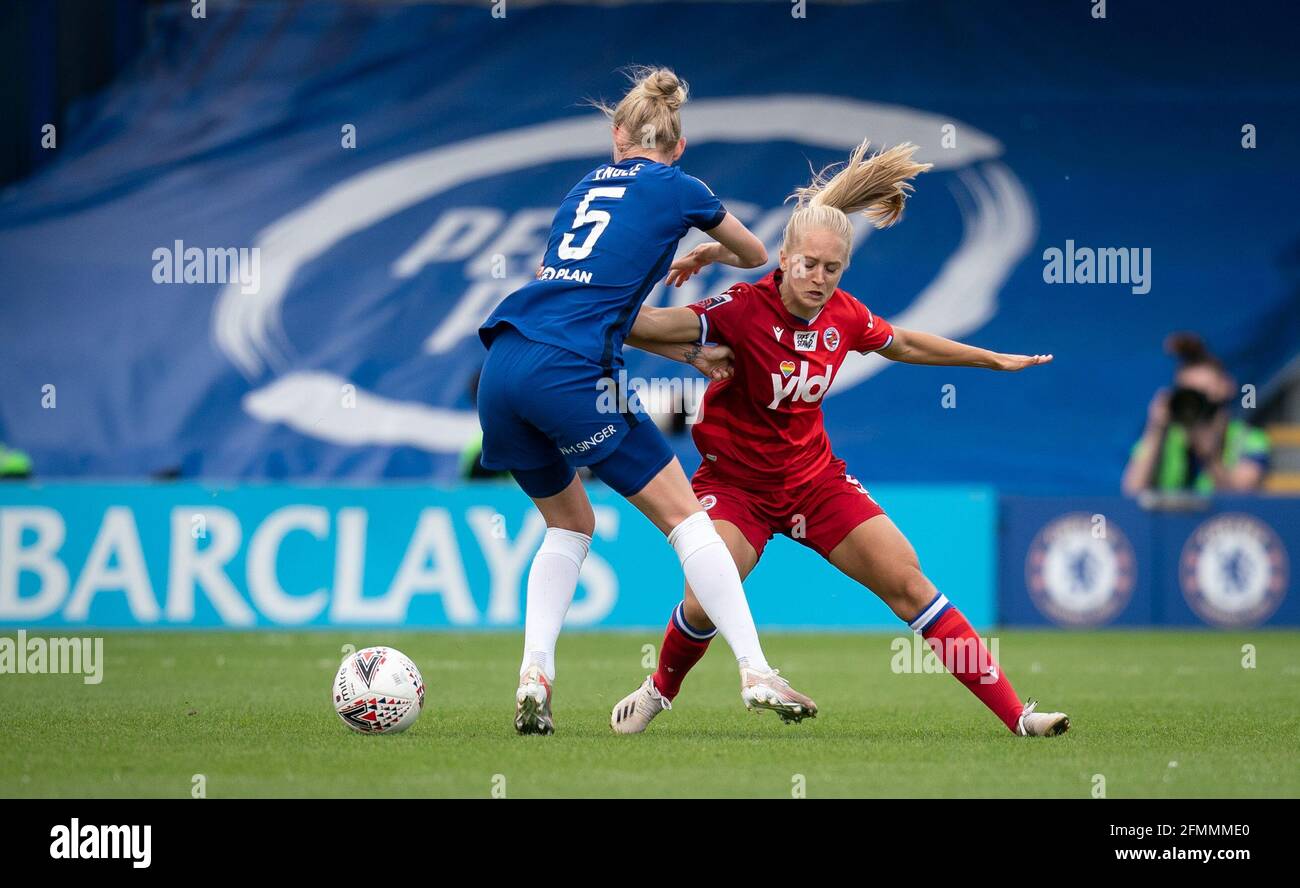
[592, 66, 689, 154]
[637, 68, 688, 110]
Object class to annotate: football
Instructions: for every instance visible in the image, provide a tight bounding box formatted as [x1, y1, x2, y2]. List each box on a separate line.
[332, 647, 426, 734]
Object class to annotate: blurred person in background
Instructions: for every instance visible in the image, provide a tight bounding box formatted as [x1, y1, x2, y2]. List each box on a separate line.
[1122, 333, 1269, 495]
[0, 443, 33, 479]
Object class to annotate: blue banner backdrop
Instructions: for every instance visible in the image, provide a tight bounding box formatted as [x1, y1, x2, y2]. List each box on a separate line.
[1, 2, 1297, 493]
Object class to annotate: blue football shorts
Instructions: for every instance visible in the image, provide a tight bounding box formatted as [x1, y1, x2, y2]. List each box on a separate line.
[476, 325, 674, 499]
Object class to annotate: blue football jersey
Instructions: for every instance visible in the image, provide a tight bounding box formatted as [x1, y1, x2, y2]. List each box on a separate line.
[479, 156, 726, 369]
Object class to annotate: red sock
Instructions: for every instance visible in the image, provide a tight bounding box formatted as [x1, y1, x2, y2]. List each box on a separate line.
[651, 603, 714, 700]
[917, 599, 1024, 733]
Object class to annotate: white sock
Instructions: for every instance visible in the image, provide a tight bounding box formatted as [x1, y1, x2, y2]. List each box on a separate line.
[668, 511, 769, 671]
[520, 527, 591, 681]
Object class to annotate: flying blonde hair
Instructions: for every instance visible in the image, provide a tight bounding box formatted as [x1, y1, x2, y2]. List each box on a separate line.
[782, 141, 933, 263]
[591, 66, 688, 155]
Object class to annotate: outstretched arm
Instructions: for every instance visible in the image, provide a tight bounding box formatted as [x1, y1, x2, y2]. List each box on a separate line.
[880, 327, 1053, 371]
[626, 305, 734, 381]
[628, 304, 704, 343]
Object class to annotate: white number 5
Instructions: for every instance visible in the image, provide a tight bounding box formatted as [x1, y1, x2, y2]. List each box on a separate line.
[557, 186, 626, 260]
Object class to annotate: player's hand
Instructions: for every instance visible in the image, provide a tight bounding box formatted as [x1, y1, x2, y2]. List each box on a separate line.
[665, 244, 716, 288]
[994, 353, 1053, 371]
[690, 343, 734, 381]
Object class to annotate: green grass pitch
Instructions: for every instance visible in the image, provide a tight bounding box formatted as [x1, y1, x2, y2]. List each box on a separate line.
[2, 630, 1297, 798]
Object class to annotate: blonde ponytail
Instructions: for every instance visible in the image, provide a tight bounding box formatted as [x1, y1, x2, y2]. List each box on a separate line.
[782, 141, 932, 261]
[592, 66, 688, 154]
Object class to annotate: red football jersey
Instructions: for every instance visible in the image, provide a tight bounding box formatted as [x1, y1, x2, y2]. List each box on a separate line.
[686, 268, 894, 488]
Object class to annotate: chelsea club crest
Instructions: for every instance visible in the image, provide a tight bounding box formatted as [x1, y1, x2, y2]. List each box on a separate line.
[1026, 513, 1136, 627]
[1180, 513, 1288, 628]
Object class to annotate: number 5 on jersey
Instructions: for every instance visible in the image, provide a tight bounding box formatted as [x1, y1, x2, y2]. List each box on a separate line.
[557, 187, 626, 260]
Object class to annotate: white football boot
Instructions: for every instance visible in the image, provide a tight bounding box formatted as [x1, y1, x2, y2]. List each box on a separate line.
[1016, 698, 1070, 737]
[514, 665, 555, 735]
[740, 665, 818, 723]
[610, 676, 672, 734]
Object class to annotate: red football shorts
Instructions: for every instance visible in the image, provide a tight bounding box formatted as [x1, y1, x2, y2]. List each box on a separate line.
[690, 458, 886, 560]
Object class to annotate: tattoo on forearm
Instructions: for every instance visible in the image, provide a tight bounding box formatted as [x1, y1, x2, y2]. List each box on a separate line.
[683, 343, 703, 365]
